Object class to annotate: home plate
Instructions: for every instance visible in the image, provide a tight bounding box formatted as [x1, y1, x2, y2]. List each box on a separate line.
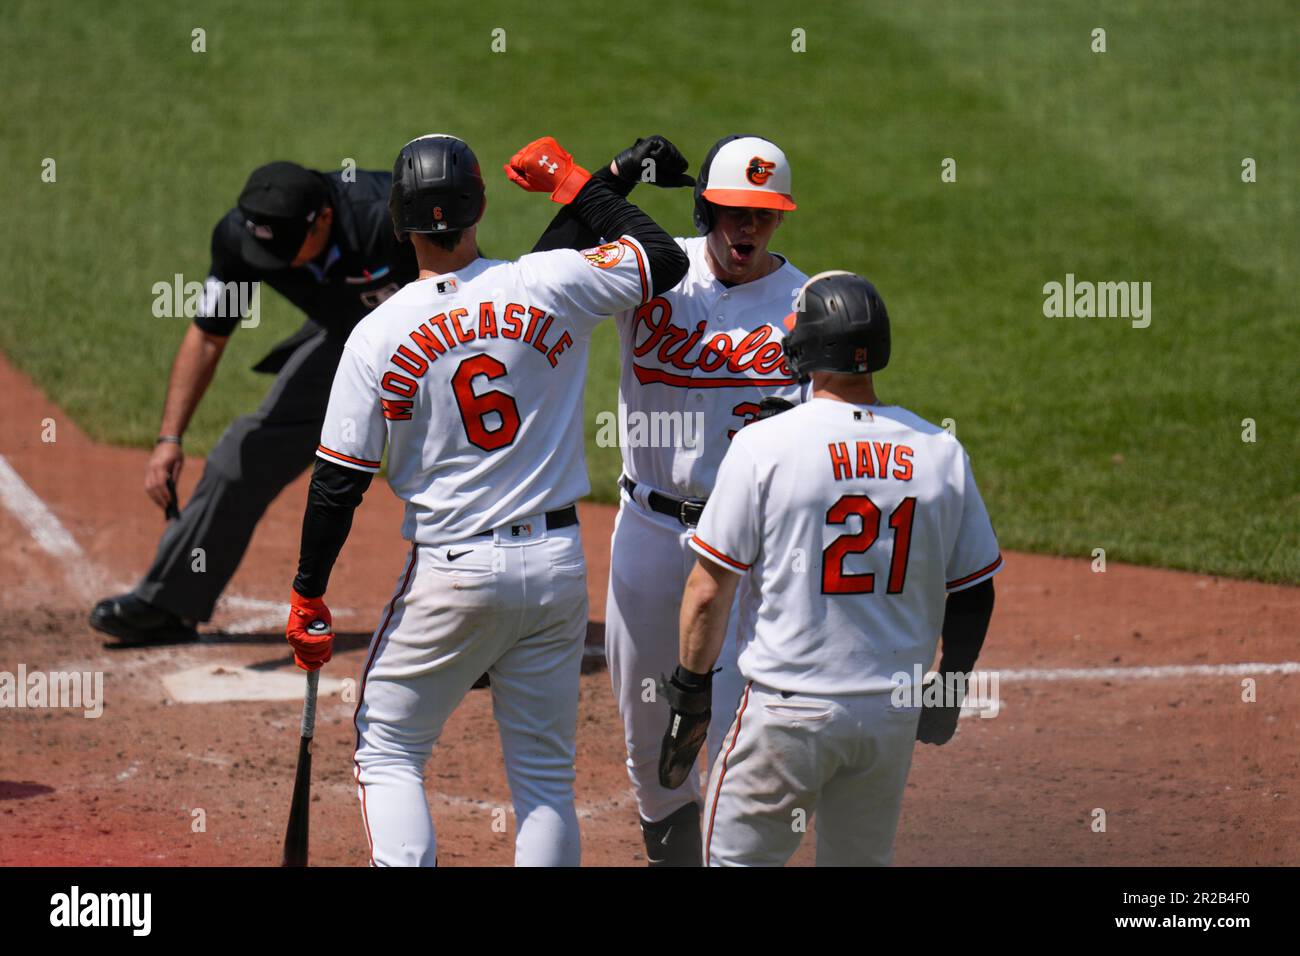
[163, 665, 346, 703]
[958, 696, 1002, 719]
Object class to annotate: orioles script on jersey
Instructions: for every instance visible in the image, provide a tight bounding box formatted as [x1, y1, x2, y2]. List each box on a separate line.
[631, 297, 796, 387]
[378, 302, 575, 418]
[828, 440, 914, 482]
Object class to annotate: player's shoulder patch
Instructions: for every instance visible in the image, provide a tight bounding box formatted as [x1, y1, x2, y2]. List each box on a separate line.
[580, 241, 625, 269]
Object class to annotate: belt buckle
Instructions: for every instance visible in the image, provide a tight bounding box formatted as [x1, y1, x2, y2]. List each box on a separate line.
[679, 499, 705, 527]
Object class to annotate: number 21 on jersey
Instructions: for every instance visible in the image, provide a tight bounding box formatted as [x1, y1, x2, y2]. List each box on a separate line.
[822, 495, 916, 595]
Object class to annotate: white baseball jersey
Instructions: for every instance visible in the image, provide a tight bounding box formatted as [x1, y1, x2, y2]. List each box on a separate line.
[317, 239, 653, 542]
[689, 398, 1003, 695]
[615, 236, 807, 498]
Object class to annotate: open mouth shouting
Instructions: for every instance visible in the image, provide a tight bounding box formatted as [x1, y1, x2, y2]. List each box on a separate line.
[730, 241, 756, 266]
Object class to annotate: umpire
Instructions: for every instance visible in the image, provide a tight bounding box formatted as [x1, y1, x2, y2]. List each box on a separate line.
[90, 161, 418, 645]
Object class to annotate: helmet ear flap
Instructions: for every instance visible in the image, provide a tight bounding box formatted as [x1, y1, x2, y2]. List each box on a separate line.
[694, 133, 753, 235]
[693, 180, 713, 235]
[780, 335, 810, 384]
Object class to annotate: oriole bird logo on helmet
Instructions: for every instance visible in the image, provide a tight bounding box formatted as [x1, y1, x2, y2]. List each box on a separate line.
[745, 157, 776, 185]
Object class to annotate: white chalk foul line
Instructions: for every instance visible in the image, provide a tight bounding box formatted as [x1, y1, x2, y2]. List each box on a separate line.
[0, 452, 344, 627]
[0, 452, 109, 599]
[995, 662, 1300, 682]
[0, 453, 82, 558]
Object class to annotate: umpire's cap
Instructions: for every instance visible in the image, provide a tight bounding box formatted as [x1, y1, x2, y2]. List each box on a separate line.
[782, 271, 891, 380]
[237, 162, 330, 270]
[389, 134, 485, 236]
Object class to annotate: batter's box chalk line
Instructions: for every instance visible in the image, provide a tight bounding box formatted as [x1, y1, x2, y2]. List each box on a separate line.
[4, 455, 1295, 690]
[0, 452, 352, 632]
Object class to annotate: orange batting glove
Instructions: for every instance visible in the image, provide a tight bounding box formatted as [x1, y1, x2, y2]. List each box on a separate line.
[285, 590, 334, 671]
[503, 136, 591, 204]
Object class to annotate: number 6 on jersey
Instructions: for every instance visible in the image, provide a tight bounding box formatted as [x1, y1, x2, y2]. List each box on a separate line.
[452, 355, 521, 451]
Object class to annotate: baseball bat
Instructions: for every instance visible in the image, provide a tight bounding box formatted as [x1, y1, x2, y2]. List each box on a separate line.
[164, 477, 180, 521]
[281, 622, 326, 867]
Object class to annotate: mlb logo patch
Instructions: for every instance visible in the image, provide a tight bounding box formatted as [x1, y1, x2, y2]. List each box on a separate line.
[510, 523, 533, 538]
[245, 219, 274, 240]
[435, 278, 458, 295]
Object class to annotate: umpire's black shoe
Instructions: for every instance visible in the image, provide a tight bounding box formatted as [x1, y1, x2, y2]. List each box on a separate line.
[90, 593, 198, 647]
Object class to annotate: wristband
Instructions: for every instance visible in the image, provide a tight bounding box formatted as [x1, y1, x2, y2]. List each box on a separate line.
[552, 164, 592, 205]
[672, 663, 714, 691]
[156, 435, 183, 446]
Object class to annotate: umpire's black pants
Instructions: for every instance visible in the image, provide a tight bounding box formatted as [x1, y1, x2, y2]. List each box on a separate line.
[134, 327, 346, 622]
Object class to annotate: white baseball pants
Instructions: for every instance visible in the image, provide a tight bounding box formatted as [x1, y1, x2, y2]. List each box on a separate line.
[352, 520, 587, 866]
[703, 683, 922, 866]
[604, 492, 747, 824]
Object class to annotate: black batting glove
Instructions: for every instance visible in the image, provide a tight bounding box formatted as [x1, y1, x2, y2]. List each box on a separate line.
[658, 664, 714, 788]
[612, 135, 695, 189]
[754, 396, 795, 422]
[915, 673, 965, 745]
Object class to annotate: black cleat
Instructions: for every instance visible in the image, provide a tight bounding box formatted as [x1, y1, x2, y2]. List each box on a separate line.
[641, 802, 703, 867]
[90, 593, 198, 648]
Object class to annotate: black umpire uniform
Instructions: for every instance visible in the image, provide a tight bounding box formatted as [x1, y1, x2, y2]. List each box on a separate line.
[91, 162, 417, 643]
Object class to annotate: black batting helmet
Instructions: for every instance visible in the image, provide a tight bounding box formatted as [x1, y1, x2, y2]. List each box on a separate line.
[389, 134, 485, 236]
[781, 271, 891, 380]
[693, 133, 797, 234]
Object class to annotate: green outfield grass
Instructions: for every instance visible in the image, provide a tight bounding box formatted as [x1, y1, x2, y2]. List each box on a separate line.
[2, 1, 1295, 582]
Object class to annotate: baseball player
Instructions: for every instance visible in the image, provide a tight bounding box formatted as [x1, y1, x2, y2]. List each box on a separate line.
[535, 134, 808, 865]
[90, 160, 419, 646]
[659, 272, 1001, 866]
[283, 133, 688, 867]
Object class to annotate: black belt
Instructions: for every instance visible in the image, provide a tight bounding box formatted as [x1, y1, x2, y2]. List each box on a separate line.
[620, 476, 707, 527]
[473, 505, 578, 538]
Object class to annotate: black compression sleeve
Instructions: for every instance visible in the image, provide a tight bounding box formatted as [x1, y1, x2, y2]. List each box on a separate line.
[936, 579, 995, 675]
[562, 176, 688, 297]
[293, 459, 373, 597]
[531, 167, 633, 253]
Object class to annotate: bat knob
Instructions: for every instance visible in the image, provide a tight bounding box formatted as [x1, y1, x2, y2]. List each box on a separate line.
[308, 621, 330, 635]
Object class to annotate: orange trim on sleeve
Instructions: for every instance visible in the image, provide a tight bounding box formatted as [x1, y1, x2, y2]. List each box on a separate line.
[946, 554, 1004, 591]
[317, 444, 382, 470]
[618, 237, 649, 304]
[691, 534, 751, 572]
